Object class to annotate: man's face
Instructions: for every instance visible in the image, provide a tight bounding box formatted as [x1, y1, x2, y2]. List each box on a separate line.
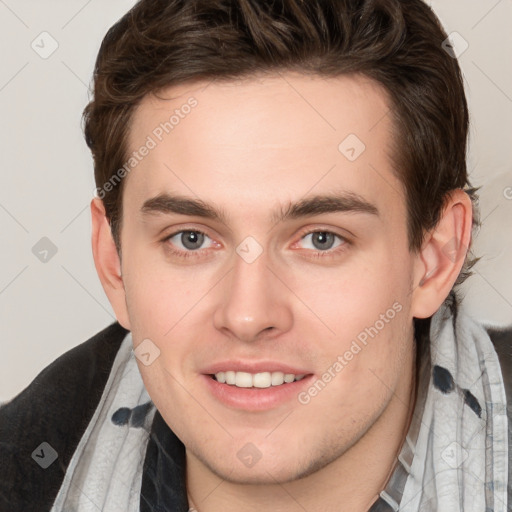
[117, 72, 419, 484]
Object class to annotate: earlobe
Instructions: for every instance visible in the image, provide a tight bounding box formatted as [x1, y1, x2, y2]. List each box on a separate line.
[411, 189, 473, 319]
[90, 198, 131, 330]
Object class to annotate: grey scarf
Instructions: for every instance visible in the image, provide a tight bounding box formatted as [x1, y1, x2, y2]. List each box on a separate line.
[51, 299, 509, 511]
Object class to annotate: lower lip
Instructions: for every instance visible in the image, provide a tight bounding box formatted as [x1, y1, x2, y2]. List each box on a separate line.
[202, 374, 314, 411]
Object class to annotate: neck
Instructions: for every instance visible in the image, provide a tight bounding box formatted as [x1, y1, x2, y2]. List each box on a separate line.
[186, 345, 417, 512]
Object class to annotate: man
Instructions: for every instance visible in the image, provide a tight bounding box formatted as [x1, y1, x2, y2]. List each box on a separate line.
[1, 0, 510, 511]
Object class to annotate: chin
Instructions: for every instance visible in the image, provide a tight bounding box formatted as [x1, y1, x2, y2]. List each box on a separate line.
[194, 442, 339, 485]
[208, 460, 304, 485]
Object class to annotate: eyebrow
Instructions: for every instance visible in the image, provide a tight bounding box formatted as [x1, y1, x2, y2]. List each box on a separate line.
[140, 191, 379, 225]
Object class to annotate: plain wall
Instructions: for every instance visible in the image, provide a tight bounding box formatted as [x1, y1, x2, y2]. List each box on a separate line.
[0, 0, 511, 402]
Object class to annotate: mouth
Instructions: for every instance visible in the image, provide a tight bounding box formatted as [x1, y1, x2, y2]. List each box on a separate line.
[202, 368, 314, 411]
[210, 371, 306, 388]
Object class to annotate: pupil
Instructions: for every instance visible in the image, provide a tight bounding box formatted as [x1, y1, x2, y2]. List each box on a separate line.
[313, 232, 333, 250]
[182, 231, 203, 250]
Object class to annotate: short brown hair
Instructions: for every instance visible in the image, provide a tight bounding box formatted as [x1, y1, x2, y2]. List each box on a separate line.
[83, 0, 479, 287]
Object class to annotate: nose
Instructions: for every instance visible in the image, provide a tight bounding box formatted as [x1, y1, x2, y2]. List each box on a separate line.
[213, 244, 293, 344]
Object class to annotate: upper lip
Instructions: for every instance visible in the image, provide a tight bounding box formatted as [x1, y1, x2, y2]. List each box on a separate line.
[201, 361, 312, 375]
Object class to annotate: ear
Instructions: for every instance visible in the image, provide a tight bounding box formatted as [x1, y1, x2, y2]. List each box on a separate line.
[410, 189, 473, 318]
[90, 197, 131, 330]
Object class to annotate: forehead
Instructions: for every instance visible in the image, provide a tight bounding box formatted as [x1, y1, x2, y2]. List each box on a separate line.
[124, 72, 404, 226]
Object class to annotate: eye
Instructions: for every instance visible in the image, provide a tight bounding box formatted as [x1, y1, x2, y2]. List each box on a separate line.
[163, 229, 215, 257]
[161, 228, 350, 261]
[295, 229, 349, 258]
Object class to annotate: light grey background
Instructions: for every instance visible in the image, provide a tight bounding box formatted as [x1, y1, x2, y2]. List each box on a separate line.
[1, 0, 511, 402]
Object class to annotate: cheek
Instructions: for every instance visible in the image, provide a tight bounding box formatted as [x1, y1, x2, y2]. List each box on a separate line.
[122, 242, 205, 334]
[294, 246, 412, 337]
[293, 248, 414, 397]
[300, 306, 413, 431]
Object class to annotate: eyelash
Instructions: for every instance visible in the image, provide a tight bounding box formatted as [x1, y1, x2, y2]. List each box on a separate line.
[161, 228, 350, 261]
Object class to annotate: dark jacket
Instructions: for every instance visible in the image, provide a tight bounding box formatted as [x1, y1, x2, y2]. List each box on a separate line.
[1, 321, 511, 511]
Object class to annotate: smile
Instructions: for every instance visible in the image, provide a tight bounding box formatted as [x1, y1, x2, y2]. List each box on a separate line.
[212, 371, 306, 388]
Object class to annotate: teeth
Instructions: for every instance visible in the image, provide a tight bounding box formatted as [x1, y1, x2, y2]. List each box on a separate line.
[253, 372, 271, 388]
[213, 371, 306, 388]
[271, 372, 285, 386]
[235, 372, 253, 388]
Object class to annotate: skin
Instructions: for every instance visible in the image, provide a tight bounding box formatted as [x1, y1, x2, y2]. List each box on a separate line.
[91, 72, 473, 511]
